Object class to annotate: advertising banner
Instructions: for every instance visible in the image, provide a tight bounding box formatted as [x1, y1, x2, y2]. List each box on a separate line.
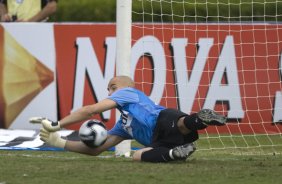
[0, 23, 56, 130]
[0, 23, 281, 134]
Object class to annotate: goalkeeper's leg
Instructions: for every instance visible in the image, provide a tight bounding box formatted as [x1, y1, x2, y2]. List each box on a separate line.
[133, 144, 196, 163]
[183, 109, 227, 131]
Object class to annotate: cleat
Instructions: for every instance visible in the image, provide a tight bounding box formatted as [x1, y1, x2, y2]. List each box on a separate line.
[171, 143, 196, 160]
[197, 109, 227, 126]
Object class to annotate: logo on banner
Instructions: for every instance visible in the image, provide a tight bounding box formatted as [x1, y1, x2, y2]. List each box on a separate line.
[0, 28, 54, 128]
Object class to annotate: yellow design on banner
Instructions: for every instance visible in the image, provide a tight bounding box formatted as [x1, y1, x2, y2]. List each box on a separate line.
[0, 29, 53, 128]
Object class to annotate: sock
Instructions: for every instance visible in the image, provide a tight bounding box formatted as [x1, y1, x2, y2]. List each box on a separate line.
[183, 114, 207, 131]
[141, 147, 173, 163]
[169, 149, 175, 159]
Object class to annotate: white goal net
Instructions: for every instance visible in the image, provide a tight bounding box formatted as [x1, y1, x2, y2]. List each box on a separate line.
[128, 0, 282, 153]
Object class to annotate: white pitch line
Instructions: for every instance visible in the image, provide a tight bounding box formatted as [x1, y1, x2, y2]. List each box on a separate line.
[0, 153, 120, 159]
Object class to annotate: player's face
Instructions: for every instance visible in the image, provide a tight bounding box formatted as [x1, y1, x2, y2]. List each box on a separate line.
[107, 78, 123, 96]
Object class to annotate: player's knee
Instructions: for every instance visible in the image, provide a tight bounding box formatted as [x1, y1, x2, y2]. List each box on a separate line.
[132, 150, 142, 161]
[177, 116, 191, 134]
[132, 147, 153, 162]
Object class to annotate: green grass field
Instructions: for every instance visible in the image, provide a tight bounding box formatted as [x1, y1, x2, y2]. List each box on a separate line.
[1, 135, 282, 184]
[0, 149, 281, 184]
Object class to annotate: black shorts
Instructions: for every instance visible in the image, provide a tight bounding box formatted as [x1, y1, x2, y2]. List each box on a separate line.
[149, 108, 199, 149]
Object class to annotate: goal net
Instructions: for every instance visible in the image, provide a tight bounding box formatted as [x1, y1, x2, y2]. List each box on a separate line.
[127, 0, 282, 154]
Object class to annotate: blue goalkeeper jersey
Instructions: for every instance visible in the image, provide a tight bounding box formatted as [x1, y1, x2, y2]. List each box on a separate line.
[107, 87, 165, 146]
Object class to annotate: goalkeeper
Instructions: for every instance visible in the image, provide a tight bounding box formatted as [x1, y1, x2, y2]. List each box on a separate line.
[31, 76, 226, 163]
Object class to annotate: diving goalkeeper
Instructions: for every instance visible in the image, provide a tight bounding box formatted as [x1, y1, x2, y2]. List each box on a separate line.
[30, 76, 226, 163]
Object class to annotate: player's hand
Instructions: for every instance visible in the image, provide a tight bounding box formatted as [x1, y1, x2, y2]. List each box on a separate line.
[29, 117, 61, 132]
[39, 128, 66, 148]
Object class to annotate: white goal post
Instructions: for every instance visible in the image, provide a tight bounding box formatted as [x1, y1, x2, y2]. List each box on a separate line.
[115, 0, 132, 157]
[116, 0, 282, 155]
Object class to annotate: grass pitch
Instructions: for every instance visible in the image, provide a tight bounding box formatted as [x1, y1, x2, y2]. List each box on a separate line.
[1, 134, 282, 184]
[1, 147, 282, 184]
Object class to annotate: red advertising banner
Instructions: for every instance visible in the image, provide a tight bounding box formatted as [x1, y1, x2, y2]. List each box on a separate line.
[0, 23, 280, 135]
[54, 23, 282, 134]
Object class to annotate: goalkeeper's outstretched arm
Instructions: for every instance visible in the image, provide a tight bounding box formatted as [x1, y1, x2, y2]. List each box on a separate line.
[40, 128, 124, 156]
[65, 135, 124, 156]
[30, 98, 117, 132]
[30, 76, 134, 131]
[60, 98, 117, 127]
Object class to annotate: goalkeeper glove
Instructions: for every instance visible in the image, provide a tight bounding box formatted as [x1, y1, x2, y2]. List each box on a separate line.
[39, 128, 66, 148]
[29, 117, 61, 132]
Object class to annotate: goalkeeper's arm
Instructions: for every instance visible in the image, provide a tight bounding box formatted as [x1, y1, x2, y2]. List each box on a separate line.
[40, 129, 125, 156]
[30, 99, 117, 131]
[59, 99, 117, 127]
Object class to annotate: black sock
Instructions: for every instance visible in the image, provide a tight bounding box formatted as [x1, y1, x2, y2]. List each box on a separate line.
[141, 147, 173, 163]
[183, 114, 207, 131]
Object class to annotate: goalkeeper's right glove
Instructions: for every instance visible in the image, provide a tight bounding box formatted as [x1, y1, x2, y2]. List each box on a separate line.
[29, 117, 61, 132]
[39, 128, 66, 148]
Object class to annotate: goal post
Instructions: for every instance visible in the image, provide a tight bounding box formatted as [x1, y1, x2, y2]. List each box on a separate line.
[115, 0, 132, 157]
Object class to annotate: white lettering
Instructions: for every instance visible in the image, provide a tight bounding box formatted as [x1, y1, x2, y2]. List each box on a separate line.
[73, 37, 116, 119]
[73, 36, 247, 120]
[131, 36, 166, 104]
[203, 36, 244, 118]
[171, 38, 213, 114]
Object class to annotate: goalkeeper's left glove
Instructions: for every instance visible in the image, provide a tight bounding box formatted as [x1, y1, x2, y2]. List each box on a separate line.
[39, 128, 66, 148]
[29, 117, 61, 132]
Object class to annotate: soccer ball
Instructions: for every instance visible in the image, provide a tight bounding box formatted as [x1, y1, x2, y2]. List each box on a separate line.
[78, 119, 107, 148]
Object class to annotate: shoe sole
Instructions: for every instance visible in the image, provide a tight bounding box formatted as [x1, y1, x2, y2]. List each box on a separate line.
[198, 109, 227, 126]
[186, 144, 196, 158]
[172, 143, 197, 160]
